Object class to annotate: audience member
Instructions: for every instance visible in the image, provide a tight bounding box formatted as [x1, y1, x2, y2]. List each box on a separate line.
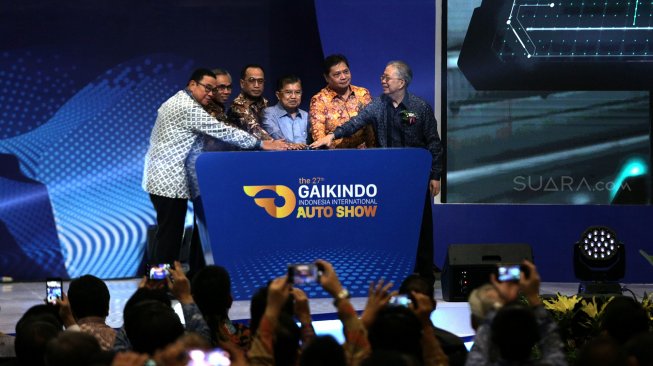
[44, 331, 110, 366]
[13, 305, 62, 366]
[67, 274, 116, 350]
[465, 260, 567, 366]
[311, 60, 443, 287]
[123, 300, 184, 355]
[624, 332, 653, 366]
[309, 54, 375, 148]
[228, 64, 273, 140]
[576, 335, 628, 366]
[262, 75, 310, 146]
[114, 262, 211, 352]
[467, 284, 501, 331]
[299, 335, 346, 366]
[601, 296, 649, 344]
[191, 265, 251, 350]
[400, 274, 468, 366]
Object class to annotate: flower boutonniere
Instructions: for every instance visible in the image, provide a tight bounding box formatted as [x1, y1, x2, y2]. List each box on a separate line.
[400, 110, 418, 125]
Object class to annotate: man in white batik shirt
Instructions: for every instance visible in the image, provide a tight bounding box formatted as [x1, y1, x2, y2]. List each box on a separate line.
[143, 68, 287, 274]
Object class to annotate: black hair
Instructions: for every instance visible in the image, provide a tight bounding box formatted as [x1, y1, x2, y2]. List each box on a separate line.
[276, 75, 301, 92]
[68, 274, 110, 319]
[601, 296, 649, 344]
[123, 299, 184, 355]
[15, 306, 63, 366]
[490, 302, 539, 361]
[191, 265, 232, 344]
[45, 331, 102, 366]
[240, 64, 265, 80]
[399, 274, 435, 302]
[323, 54, 350, 76]
[300, 335, 346, 366]
[368, 305, 423, 362]
[189, 68, 216, 83]
[274, 312, 301, 366]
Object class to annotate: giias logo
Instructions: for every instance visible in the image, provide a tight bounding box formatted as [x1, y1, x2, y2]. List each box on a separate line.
[244, 181, 379, 220]
[243, 185, 297, 218]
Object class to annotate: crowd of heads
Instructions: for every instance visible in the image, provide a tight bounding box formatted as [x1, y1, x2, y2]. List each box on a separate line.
[6, 258, 651, 366]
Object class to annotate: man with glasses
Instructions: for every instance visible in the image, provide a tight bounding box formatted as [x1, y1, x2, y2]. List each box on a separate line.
[309, 54, 375, 149]
[143, 68, 287, 274]
[261, 75, 309, 145]
[227, 64, 272, 140]
[311, 60, 443, 287]
[204, 68, 233, 121]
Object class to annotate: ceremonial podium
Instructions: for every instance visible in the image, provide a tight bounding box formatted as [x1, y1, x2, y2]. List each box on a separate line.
[195, 149, 431, 299]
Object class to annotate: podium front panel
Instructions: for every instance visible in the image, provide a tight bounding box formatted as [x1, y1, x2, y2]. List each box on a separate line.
[195, 149, 431, 299]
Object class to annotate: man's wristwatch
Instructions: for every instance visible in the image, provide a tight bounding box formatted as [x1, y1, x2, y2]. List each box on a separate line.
[333, 288, 351, 306]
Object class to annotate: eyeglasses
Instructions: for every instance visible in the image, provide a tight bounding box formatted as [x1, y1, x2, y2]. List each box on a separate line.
[245, 77, 265, 85]
[280, 90, 302, 97]
[196, 81, 217, 94]
[380, 75, 403, 82]
[216, 84, 232, 91]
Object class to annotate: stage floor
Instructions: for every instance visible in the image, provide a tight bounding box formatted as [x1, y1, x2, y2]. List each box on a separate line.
[1, 279, 651, 342]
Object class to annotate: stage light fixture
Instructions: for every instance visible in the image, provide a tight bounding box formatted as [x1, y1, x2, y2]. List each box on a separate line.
[574, 226, 625, 294]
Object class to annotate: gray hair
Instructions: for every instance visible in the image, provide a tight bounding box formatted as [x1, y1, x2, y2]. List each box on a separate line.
[387, 60, 412, 87]
[211, 68, 231, 79]
[468, 283, 502, 330]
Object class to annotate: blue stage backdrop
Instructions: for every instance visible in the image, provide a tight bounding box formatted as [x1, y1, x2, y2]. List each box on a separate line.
[0, 0, 435, 279]
[194, 149, 432, 299]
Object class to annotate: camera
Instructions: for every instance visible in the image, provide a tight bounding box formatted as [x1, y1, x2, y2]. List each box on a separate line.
[186, 348, 231, 366]
[46, 278, 63, 305]
[148, 263, 171, 280]
[389, 295, 412, 307]
[497, 264, 522, 282]
[287, 263, 319, 285]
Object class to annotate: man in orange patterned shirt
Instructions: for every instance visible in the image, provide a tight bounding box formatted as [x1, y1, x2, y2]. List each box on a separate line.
[309, 54, 375, 148]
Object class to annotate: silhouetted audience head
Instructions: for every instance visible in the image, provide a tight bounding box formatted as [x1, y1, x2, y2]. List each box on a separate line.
[361, 350, 421, 366]
[624, 332, 653, 366]
[576, 335, 628, 366]
[299, 335, 346, 366]
[44, 332, 103, 366]
[490, 302, 539, 361]
[273, 312, 301, 366]
[191, 265, 232, 342]
[468, 284, 501, 331]
[399, 274, 435, 307]
[123, 299, 184, 355]
[368, 305, 423, 362]
[601, 296, 649, 344]
[67, 274, 110, 319]
[124, 287, 171, 310]
[14, 305, 62, 366]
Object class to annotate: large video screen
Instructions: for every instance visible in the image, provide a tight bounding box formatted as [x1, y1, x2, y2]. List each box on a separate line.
[446, 0, 651, 204]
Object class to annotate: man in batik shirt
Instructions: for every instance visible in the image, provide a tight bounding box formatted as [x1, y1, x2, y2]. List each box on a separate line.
[309, 54, 375, 149]
[227, 64, 272, 140]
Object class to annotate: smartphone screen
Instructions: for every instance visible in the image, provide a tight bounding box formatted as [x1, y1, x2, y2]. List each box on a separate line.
[187, 348, 231, 366]
[148, 263, 171, 280]
[497, 264, 521, 282]
[46, 278, 63, 305]
[389, 295, 412, 307]
[288, 263, 319, 285]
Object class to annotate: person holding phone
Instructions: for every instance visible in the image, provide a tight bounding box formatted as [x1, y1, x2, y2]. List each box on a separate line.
[466, 260, 567, 366]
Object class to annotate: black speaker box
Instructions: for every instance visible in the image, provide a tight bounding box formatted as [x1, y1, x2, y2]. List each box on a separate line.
[441, 243, 533, 302]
